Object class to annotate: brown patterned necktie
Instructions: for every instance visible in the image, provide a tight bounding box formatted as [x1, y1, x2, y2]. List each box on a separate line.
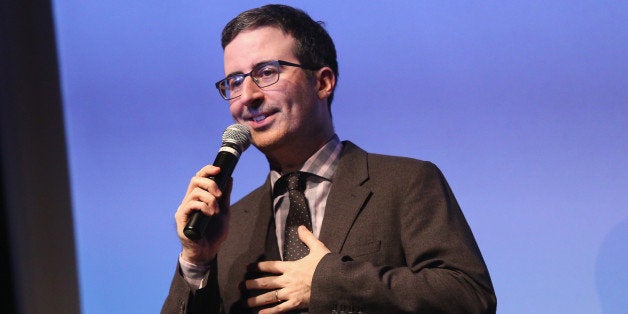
[280, 171, 312, 261]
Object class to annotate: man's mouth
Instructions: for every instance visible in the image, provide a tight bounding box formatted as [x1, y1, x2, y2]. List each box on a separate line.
[248, 108, 278, 124]
[253, 114, 266, 123]
[245, 111, 276, 128]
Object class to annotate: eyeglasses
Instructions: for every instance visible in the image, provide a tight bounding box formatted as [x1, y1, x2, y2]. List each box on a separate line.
[215, 60, 314, 100]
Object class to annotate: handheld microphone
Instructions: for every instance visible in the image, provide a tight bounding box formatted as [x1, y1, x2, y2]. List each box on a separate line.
[183, 123, 251, 240]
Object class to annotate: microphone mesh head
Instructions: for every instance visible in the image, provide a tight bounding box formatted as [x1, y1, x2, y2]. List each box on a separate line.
[222, 124, 251, 152]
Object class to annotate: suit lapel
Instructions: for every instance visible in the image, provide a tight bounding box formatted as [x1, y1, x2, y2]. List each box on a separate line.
[318, 142, 372, 253]
[230, 179, 277, 264]
[220, 178, 278, 310]
[239, 177, 281, 261]
[244, 185, 278, 261]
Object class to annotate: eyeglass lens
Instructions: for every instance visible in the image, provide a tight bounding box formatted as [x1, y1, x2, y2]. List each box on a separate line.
[219, 61, 281, 100]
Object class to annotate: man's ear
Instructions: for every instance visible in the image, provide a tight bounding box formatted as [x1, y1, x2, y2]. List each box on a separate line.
[316, 67, 336, 100]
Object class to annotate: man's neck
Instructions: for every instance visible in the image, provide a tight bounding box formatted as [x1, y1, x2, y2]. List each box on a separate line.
[266, 134, 335, 173]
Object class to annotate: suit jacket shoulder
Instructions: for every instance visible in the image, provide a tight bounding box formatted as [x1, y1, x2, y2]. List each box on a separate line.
[311, 141, 496, 313]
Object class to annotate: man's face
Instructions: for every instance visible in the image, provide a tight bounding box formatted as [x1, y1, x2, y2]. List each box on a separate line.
[223, 26, 332, 158]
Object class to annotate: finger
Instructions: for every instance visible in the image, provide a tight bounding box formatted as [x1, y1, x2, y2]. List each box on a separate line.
[175, 199, 205, 223]
[190, 200, 218, 218]
[259, 303, 289, 314]
[174, 189, 221, 238]
[246, 289, 281, 308]
[259, 298, 299, 314]
[183, 165, 222, 196]
[187, 177, 223, 199]
[195, 164, 221, 178]
[297, 226, 331, 257]
[179, 188, 220, 217]
[297, 225, 315, 243]
[297, 225, 326, 251]
[192, 187, 221, 214]
[244, 275, 281, 291]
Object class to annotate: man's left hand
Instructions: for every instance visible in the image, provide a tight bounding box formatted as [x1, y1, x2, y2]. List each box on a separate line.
[245, 225, 331, 313]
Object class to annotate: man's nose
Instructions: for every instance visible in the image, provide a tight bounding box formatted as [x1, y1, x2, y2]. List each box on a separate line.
[238, 76, 264, 106]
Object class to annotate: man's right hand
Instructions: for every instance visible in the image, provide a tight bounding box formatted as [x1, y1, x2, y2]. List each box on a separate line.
[174, 165, 231, 265]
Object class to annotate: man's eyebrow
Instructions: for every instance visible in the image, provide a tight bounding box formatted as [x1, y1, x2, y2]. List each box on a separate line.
[225, 60, 275, 78]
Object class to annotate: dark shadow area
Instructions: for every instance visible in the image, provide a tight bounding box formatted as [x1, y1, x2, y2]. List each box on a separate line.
[1, 0, 80, 312]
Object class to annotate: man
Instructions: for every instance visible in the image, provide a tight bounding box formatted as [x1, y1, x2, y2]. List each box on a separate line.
[163, 4, 496, 313]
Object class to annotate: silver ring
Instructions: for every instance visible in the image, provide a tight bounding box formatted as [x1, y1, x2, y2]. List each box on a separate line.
[274, 290, 279, 302]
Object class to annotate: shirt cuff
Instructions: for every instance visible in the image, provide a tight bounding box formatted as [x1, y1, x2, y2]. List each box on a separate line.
[179, 253, 211, 290]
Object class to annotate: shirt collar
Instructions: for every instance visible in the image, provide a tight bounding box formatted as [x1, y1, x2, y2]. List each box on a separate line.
[270, 134, 342, 188]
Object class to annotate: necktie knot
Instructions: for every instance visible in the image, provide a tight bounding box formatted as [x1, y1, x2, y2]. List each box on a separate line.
[286, 172, 306, 192]
[274, 172, 307, 198]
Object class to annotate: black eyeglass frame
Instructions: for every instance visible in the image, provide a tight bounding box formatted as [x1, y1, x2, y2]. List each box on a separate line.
[215, 60, 316, 100]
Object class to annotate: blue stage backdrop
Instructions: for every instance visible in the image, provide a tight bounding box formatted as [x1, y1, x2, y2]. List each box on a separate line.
[52, 1, 627, 313]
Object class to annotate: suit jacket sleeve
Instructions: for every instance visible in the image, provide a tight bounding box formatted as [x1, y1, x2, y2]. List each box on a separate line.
[309, 157, 496, 313]
[161, 260, 223, 314]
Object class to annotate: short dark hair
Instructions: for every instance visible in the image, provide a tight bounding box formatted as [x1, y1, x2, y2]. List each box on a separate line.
[221, 4, 339, 107]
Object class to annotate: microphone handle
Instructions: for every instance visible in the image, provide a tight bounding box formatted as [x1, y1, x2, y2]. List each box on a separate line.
[183, 150, 239, 240]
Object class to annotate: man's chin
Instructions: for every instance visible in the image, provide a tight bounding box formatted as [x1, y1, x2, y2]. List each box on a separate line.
[250, 134, 278, 152]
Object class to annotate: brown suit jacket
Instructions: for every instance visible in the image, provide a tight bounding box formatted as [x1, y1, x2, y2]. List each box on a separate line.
[162, 141, 496, 313]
